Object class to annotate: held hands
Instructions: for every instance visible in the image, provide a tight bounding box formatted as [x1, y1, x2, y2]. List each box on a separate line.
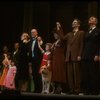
[94, 56, 99, 61]
[77, 56, 81, 61]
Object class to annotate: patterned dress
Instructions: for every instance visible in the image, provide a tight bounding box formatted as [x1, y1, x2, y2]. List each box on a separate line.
[39, 52, 51, 74]
[3, 65, 17, 89]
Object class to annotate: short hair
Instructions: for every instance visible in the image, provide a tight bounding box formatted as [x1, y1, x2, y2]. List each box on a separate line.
[46, 43, 52, 49]
[73, 18, 81, 25]
[31, 29, 38, 33]
[89, 16, 98, 24]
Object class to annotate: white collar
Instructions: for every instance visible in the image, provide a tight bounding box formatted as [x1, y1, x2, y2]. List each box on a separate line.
[90, 26, 96, 30]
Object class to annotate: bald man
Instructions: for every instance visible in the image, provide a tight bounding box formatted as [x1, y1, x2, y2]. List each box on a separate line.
[29, 29, 43, 93]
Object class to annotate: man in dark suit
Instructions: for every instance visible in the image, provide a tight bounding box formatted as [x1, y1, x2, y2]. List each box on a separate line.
[57, 19, 85, 94]
[29, 29, 43, 93]
[12, 42, 20, 90]
[81, 16, 100, 95]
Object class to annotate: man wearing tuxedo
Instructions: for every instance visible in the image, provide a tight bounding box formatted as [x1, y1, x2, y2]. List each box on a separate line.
[56, 19, 85, 94]
[81, 16, 100, 95]
[29, 29, 43, 93]
[12, 42, 20, 90]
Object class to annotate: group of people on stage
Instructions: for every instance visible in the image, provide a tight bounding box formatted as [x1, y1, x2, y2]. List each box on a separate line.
[0, 16, 99, 95]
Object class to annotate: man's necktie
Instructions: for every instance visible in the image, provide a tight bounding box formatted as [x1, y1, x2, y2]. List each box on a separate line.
[32, 39, 36, 57]
[89, 28, 92, 34]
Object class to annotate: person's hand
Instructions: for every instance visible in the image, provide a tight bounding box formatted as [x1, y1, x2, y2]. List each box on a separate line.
[77, 56, 81, 61]
[94, 55, 99, 61]
[4, 53, 7, 57]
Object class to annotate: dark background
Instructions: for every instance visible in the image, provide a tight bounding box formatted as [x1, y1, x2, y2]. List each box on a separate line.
[0, 1, 100, 53]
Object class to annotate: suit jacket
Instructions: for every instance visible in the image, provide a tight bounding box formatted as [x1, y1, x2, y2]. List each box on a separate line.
[29, 37, 43, 62]
[82, 28, 100, 60]
[13, 50, 20, 68]
[57, 29, 85, 62]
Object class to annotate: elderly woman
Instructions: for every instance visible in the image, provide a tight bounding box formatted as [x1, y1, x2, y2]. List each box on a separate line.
[18, 32, 30, 92]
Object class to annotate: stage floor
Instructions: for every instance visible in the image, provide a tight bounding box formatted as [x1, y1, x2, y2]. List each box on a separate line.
[0, 91, 100, 99]
[21, 92, 100, 98]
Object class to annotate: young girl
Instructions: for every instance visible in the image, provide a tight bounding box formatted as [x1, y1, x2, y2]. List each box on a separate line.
[0, 53, 10, 88]
[39, 43, 52, 94]
[3, 59, 17, 90]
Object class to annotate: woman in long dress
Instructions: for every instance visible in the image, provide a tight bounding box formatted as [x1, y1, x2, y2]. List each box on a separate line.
[18, 32, 30, 92]
[51, 25, 67, 94]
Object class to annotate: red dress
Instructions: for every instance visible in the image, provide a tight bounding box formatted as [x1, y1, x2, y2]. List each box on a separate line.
[39, 52, 51, 74]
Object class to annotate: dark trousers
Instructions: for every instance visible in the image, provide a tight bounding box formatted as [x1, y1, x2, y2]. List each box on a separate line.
[81, 60, 100, 94]
[32, 58, 42, 93]
[15, 71, 19, 90]
[67, 61, 81, 93]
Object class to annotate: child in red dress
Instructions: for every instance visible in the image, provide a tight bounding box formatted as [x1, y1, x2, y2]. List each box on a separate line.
[39, 43, 52, 94]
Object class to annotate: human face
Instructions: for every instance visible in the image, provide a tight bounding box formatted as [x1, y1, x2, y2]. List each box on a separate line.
[21, 33, 28, 40]
[11, 62, 15, 66]
[31, 29, 38, 38]
[88, 17, 97, 25]
[3, 46, 8, 53]
[45, 45, 50, 51]
[72, 20, 80, 28]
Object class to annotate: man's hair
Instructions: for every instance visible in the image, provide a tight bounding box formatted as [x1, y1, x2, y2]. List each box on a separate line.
[90, 16, 98, 24]
[74, 18, 81, 25]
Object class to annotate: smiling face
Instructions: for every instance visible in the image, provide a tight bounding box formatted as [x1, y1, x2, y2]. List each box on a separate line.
[31, 29, 38, 38]
[21, 33, 30, 41]
[45, 43, 52, 51]
[45, 45, 50, 51]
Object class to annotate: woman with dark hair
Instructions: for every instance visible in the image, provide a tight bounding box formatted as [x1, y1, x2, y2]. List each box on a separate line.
[51, 23, 67, 94]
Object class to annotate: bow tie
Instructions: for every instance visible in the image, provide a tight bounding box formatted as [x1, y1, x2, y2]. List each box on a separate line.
[32, 38, 36, 41]
[89, 28, 92, 34]
[89, 28, 92, 31]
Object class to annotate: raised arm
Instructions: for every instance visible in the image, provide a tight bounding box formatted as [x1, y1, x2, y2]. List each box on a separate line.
[2, 54, 9, 67]
[56, 22, 68, 40]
